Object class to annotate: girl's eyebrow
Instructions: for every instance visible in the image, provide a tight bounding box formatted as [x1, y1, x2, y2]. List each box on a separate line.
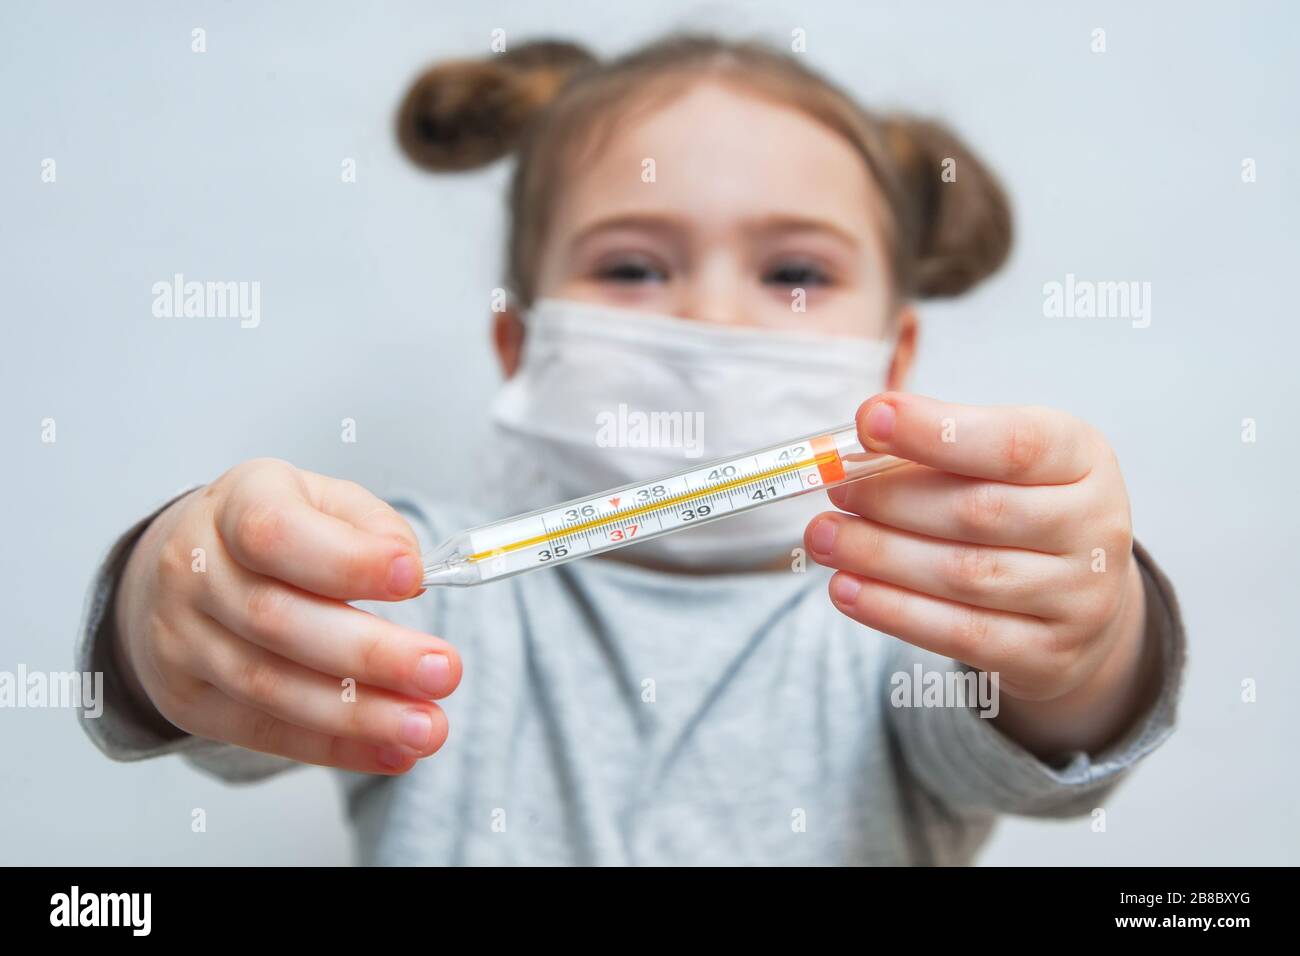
[568, 212, 863, 249]
[744, 213, 863, 249]
[568, 213, 683, 248]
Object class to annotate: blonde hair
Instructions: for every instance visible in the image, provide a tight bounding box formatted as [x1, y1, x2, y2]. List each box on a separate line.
[397, 34, 1012, 307]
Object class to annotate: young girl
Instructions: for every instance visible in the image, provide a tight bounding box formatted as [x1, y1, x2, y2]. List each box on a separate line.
[78, 34, 1184, 865]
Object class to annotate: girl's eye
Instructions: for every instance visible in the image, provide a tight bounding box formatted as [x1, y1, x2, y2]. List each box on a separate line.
[595, 256, 668, 284]
[764, 260, 831, 287]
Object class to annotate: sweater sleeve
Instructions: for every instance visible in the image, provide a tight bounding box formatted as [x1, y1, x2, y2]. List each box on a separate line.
[884, 539, 1186, 819]
[74, 488, 448, 787]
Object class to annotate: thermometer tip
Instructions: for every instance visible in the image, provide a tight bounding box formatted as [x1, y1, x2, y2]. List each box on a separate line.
[421, 562, 463, 588]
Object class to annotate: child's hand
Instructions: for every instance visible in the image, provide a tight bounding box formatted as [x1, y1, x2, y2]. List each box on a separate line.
[805, 393, 1155, 753]
[113, 459, 461, 773]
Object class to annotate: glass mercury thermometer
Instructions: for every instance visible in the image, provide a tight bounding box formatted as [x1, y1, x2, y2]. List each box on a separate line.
[421, 423, 906, 587]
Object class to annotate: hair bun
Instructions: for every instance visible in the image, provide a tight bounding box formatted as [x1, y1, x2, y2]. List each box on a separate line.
[397, 40, 597, 172]
[882, 116, 1013, 298]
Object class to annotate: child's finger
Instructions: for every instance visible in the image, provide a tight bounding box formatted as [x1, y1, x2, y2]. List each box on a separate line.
[855, 392, 1097, 486]
[196, 563, 460, 702]
[826, 465, 1082, 554]
[215, 461, 422, 601]
[806, 512, 1075, 619]
[826, 571, 1051, 673]
[188, 613, 449, 755]
[176, 684, 420, 775]
[298, 470, 423, 553]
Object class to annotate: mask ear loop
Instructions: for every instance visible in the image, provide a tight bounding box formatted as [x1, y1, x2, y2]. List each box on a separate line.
[507, 293, 530, 327]
[876, 306, 910, 393]
[493, 295, 540, 377]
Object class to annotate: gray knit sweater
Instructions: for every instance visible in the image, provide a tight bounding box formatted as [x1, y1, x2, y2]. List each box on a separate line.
[75, 491, 1186, 865]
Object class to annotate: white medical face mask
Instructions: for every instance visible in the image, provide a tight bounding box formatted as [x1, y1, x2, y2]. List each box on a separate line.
[478, 297, 896, 571]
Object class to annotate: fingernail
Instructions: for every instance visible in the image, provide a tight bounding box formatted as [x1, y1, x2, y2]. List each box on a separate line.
[377, 746, 408, 769]
[864, 402, 896, 443]
[399, 710, 434, 749]
[827, 485, 849, 509]
[810, 518, 837, 556]
[831, 574, 862, 605]
[414, 653, 451, 697]
[387, 555, 420, 596]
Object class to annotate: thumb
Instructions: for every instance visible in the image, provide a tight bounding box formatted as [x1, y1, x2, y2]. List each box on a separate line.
[218, 463, 424, 601]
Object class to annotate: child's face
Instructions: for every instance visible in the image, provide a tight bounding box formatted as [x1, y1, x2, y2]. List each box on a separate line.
[532, 80, 901, 339]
